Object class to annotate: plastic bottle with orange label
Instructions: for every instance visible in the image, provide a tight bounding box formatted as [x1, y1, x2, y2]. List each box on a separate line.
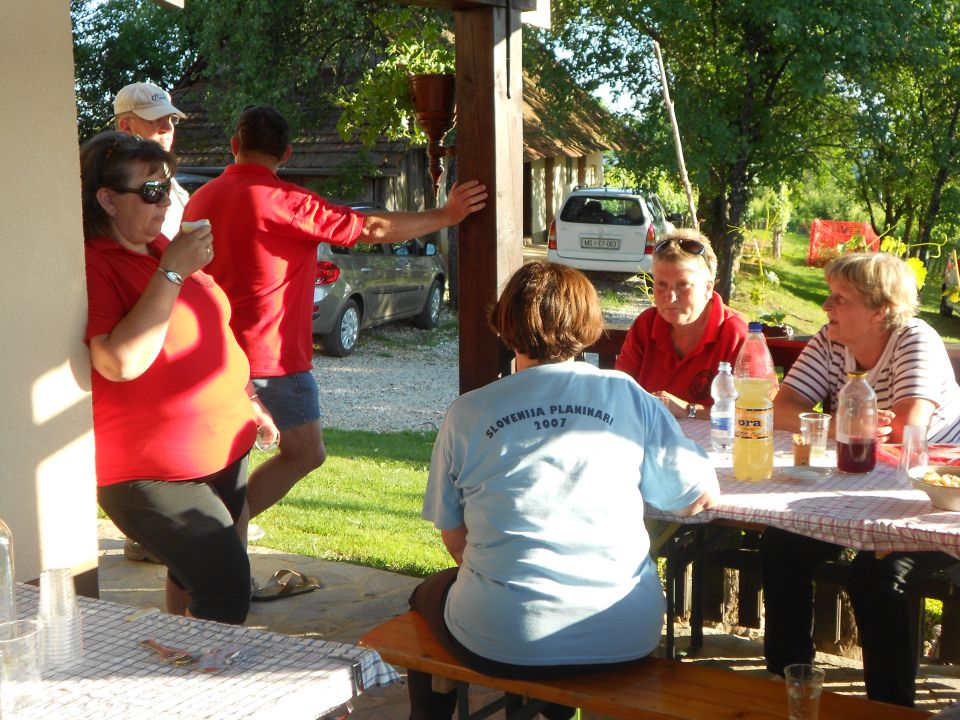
[732, 322, 779, 481]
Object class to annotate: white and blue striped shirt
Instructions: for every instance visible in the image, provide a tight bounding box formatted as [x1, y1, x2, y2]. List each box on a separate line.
[783, 319, 960, 443]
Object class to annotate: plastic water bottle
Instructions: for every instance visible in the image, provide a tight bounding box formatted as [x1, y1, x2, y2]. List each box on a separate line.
[0, 517, 14, 623]
[732, 322, 779, 481]
[710, 361, 737, 453]
[836, 371, 877, 473]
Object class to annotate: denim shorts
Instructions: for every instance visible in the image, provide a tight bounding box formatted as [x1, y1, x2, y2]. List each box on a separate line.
[251, 371, 322, 430]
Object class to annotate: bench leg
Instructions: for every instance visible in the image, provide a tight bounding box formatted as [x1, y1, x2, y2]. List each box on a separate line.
[452, 683, 552, 720]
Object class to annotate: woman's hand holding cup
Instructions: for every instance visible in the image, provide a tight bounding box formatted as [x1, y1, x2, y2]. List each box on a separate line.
[161, 219, 214, 277]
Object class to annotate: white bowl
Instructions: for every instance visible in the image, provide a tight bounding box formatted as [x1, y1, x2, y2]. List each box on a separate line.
[910, 465, 960, 511]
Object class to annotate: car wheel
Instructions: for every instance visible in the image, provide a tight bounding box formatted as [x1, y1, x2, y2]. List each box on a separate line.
[321, 299, 360, 357]
[942, 284, 953, 318]
[413, 279, 443, 329]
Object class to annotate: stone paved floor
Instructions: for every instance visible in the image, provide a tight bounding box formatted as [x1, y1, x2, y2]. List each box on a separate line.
[97, 520, 960, 718]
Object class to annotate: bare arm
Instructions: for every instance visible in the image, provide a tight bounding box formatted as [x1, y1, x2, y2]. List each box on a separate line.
[357, 180, 487, 244]
[885, 397, 937, 443]
[441, 525, 467, 566]
[89, 227, 214, 382]
[773, 385, 817, 434]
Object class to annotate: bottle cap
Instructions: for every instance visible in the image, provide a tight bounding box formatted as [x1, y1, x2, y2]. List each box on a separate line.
[846, 370, 868, 378]
[748, 321, 763, 332]
[718, 361, 731, 372]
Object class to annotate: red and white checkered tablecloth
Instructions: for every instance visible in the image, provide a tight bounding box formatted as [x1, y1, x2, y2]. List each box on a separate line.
[648, 419, 960, 557]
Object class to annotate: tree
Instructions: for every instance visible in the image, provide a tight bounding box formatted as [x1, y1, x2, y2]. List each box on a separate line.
[71, 0, 193, 141]
[838, 0, 960, 263]
[539, 1, 918, 301]
[71, 0, 392, 140]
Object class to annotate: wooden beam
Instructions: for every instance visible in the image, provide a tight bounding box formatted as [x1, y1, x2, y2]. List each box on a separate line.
[455, 6, 524, 394]
[402, 0, 536, 10]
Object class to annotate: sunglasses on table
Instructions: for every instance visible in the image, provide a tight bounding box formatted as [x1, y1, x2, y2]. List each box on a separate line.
[110, 179, 172, 204]
[654, 238, 706, 257]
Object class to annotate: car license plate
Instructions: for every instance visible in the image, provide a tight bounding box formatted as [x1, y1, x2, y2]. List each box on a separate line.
[581, 237, 620, 250]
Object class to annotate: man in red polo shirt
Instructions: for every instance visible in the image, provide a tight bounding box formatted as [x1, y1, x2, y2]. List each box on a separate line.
[184, 105, 486, 538]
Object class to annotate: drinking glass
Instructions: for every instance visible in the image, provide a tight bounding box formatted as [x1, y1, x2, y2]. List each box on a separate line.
[799, 413, 831, 463]
[899, 424, 928, 485]
[0, 618, 41, 714]
[785, 663, 825, 720]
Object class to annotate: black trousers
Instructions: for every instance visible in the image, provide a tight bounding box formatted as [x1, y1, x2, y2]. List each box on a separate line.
[98, 454, 251, 624]
[407, 567, 640, 720]
[760, 527, 953, 707]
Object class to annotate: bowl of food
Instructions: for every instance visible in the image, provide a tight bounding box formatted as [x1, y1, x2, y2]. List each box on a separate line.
[910, 466, 960, 511]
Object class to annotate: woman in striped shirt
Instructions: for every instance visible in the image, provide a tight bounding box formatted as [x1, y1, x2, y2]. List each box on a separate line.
[762, 252, 960, 708]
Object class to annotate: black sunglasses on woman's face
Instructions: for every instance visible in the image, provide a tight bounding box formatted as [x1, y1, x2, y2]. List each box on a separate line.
[109, 179, 171, 204]
[654, 238, 706, 256]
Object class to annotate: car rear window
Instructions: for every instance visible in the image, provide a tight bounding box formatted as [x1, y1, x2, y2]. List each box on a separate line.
[559, 196, 647, 226]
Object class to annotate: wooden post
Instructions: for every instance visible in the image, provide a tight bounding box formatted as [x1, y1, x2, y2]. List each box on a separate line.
[454, 6, 524, 394]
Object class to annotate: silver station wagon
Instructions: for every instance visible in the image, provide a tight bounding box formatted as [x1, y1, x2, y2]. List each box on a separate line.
[312, 238, 446, 357]
[547, 186, 676, 275]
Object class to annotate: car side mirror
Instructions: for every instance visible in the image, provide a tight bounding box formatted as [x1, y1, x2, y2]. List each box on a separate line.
[424, 242, 437, 256]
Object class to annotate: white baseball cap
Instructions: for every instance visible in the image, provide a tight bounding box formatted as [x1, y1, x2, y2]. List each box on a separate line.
[113, 82, 185, 121]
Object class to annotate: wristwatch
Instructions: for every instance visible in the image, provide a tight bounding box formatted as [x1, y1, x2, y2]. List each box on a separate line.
[686, 403, 697, 418]
[156, 267, 184, 286]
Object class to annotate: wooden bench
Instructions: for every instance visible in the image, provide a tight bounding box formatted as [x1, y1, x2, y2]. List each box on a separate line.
[359, 611, 931, 719]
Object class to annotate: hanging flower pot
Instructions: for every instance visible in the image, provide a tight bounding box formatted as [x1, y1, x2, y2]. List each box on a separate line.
[409, 74, 456, 196]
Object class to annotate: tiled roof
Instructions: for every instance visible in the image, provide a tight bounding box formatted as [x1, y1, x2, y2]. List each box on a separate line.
[172, 72, 618, 175]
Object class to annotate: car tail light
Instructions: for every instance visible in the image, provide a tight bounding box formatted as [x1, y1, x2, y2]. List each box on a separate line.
[316, 261, 340, 286]
[644, 223, 656, 254]
[548, 220, 557, 250]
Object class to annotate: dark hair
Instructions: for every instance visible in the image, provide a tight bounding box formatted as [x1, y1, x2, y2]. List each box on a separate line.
[78, 131, 174, 240]
[235, 105, 289, 158]
[488, 261, 603, 363]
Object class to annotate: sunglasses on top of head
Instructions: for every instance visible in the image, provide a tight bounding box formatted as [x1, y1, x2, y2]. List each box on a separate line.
[110, 179, 172, 204]
[654, 238, 706, 257]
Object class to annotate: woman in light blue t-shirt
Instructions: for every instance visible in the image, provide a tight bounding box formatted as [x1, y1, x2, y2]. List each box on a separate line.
[408, 261, 719, 720]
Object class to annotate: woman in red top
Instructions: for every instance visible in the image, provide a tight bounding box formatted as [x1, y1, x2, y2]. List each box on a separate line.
[615, 229, 748, 418]
[80, 131, 277, 624]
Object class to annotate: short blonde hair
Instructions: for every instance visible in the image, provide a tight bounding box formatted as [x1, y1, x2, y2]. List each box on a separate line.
[489, 261, 603, 363]
[825, 252, 918, 328]
[652, 228, 718, 280]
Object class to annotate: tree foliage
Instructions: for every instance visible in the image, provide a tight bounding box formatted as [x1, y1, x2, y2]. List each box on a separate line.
[71, 0, 391, 141]
[72, 0, 194, 141]
[538, 0, 920, 300]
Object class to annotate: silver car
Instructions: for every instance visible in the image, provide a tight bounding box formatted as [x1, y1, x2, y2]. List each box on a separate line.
[547, 187, 676, 275]
[312, 238, 446, 356]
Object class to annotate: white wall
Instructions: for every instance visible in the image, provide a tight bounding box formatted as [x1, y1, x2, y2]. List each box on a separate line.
[0, 1, 97, 581]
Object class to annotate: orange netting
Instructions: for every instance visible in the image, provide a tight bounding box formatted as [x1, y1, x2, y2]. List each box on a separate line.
[808, 219, 880, 266]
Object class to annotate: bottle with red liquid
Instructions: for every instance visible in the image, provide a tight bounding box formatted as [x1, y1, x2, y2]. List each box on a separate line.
[836, 370, 877, 473]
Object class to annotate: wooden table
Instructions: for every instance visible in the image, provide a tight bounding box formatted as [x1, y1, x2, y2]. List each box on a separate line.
[13, 584, 399, 719]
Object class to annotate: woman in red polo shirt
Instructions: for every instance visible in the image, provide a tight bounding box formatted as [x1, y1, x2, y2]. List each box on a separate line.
[615, 229, 748, 418]
[80, 131, 277, 624]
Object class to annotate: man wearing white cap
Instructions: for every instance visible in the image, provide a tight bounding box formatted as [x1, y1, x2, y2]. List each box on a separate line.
[113, 82, 190, 239]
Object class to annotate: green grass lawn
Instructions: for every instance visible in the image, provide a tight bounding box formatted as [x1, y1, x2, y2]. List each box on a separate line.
[250, 429, 447, 578]
[729, 230, 960, 343]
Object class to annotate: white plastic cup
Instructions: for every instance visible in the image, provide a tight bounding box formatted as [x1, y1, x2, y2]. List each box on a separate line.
[38, 568, 83, 671]
[899, 424, 929, 485]
[0, 618, 41, 713]
[785, 663, 825, 720]
[799, 413, 831, 462]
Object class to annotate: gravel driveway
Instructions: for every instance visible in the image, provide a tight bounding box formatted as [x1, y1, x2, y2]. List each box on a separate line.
[310, 257, 650, 433]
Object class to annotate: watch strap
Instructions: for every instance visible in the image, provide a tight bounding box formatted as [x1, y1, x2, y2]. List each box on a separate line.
[686, 403, 697, 418]
[157, 267, 184, 286]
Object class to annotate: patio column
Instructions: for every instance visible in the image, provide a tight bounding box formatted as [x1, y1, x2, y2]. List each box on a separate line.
[0, 1, 98, 594]
[454, 5, 525, 393]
